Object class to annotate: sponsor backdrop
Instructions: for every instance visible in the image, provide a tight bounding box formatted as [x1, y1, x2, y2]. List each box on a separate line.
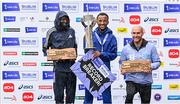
[0, 0, 180, 104]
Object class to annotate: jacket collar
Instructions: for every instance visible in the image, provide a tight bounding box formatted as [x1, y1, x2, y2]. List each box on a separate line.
[130, 38, 148, 51]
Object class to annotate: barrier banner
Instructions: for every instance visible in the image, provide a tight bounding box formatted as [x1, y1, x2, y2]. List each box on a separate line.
[70, 50, 116, 97]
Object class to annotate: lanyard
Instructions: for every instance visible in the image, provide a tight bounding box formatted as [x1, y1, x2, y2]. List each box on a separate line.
[95, 32, 109, 51]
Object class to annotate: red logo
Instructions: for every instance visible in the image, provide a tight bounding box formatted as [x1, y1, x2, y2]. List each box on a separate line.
[3, 83, 14, 92]
[129, 15, 140, 24]
[23, 62, 37, 66]
[3, 51, 17, 56]
[22, 92, 34, 102]
[151, 26, 162, 35]
[163, 18, 177, 23]
[39, 85, 53, 90]
[169, 49, 179, 58]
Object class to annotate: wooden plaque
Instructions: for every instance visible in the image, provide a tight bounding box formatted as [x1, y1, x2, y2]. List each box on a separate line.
[121, 60, 151, 74]
[47, 48, 76, 61]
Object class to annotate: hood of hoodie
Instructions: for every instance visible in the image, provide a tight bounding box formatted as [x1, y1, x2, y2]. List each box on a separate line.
[94, 27, 112, 36]
[54, 11, 70, 31]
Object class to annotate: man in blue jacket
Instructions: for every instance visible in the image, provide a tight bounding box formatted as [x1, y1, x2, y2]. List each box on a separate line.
[43, 11, 77, 104]
[83, 12, 117, 104]
[119, 26, 160, 104]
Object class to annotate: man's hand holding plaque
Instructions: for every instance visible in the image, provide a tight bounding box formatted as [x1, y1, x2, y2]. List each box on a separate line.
[121, 60, 151, 75]
[47, 48, 76, 61]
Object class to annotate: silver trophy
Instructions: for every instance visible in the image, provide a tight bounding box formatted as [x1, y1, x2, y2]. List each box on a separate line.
[81, 14, 96, 49]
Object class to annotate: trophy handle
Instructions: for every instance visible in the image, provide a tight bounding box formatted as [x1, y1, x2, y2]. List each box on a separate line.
[90, 20, 96, 28]
[81, 18, 87, 28]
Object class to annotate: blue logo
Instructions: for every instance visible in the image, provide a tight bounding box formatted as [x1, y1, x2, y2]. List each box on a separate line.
[37, 95, 53, 100]
[3, 71, 20, 79]
[3, 60, 19, 66]
[2, 3, 20, 11]
[21, 72, 37, 79]
[43, 71, 54, 80]
[78, 84, 85, 90]
[168, 95, 180, 100]
[21, 38, 37, 46]
[164, 4, 180, 12]
[20, 3, 37, 11]
[152, 85, 162, 90]
[2, 37, 20, 46]
[18, 84, 33, 90]
[146, 38, 159, 47]
[61, 4, 78, 12]
[164, 38, 180, 47]
[144, 17, 159, 22]
[42, 38, 46, 46]
[164, 28, 179, 33]
[76, 17, 81, 22]
[165, 28, 170, 33]
[42, 38, 47, 56]
[42, 3, 60, 11]
[83, 3, 101, 12]
[124, 38, 132, 46]
[25, 27, 37, 33]
[102, 4, 119, 12]
[4, 16, 16, 22]
[154, 93, 161, 101]
[144, 17, 150, 22]
[124, 4, 141, 12]
[142, 4, 159, 13]
[164, 71, 180, 79]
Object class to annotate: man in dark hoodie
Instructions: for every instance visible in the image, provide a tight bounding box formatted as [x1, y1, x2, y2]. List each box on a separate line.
[83, 12, 117, 104]
[43, 11, 77, 104]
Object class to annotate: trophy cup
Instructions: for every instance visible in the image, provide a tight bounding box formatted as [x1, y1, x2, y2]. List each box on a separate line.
[81, 14, 96, 49]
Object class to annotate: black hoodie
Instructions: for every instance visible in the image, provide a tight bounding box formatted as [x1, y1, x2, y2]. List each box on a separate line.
[54, 11, 70, 31]
[43, 11, 77, 72]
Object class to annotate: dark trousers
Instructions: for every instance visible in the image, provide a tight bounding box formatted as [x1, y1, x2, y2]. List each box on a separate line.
[125, 81, 151, 104]
[84, 86, 112, 104]
[53, 71, 76, 104]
